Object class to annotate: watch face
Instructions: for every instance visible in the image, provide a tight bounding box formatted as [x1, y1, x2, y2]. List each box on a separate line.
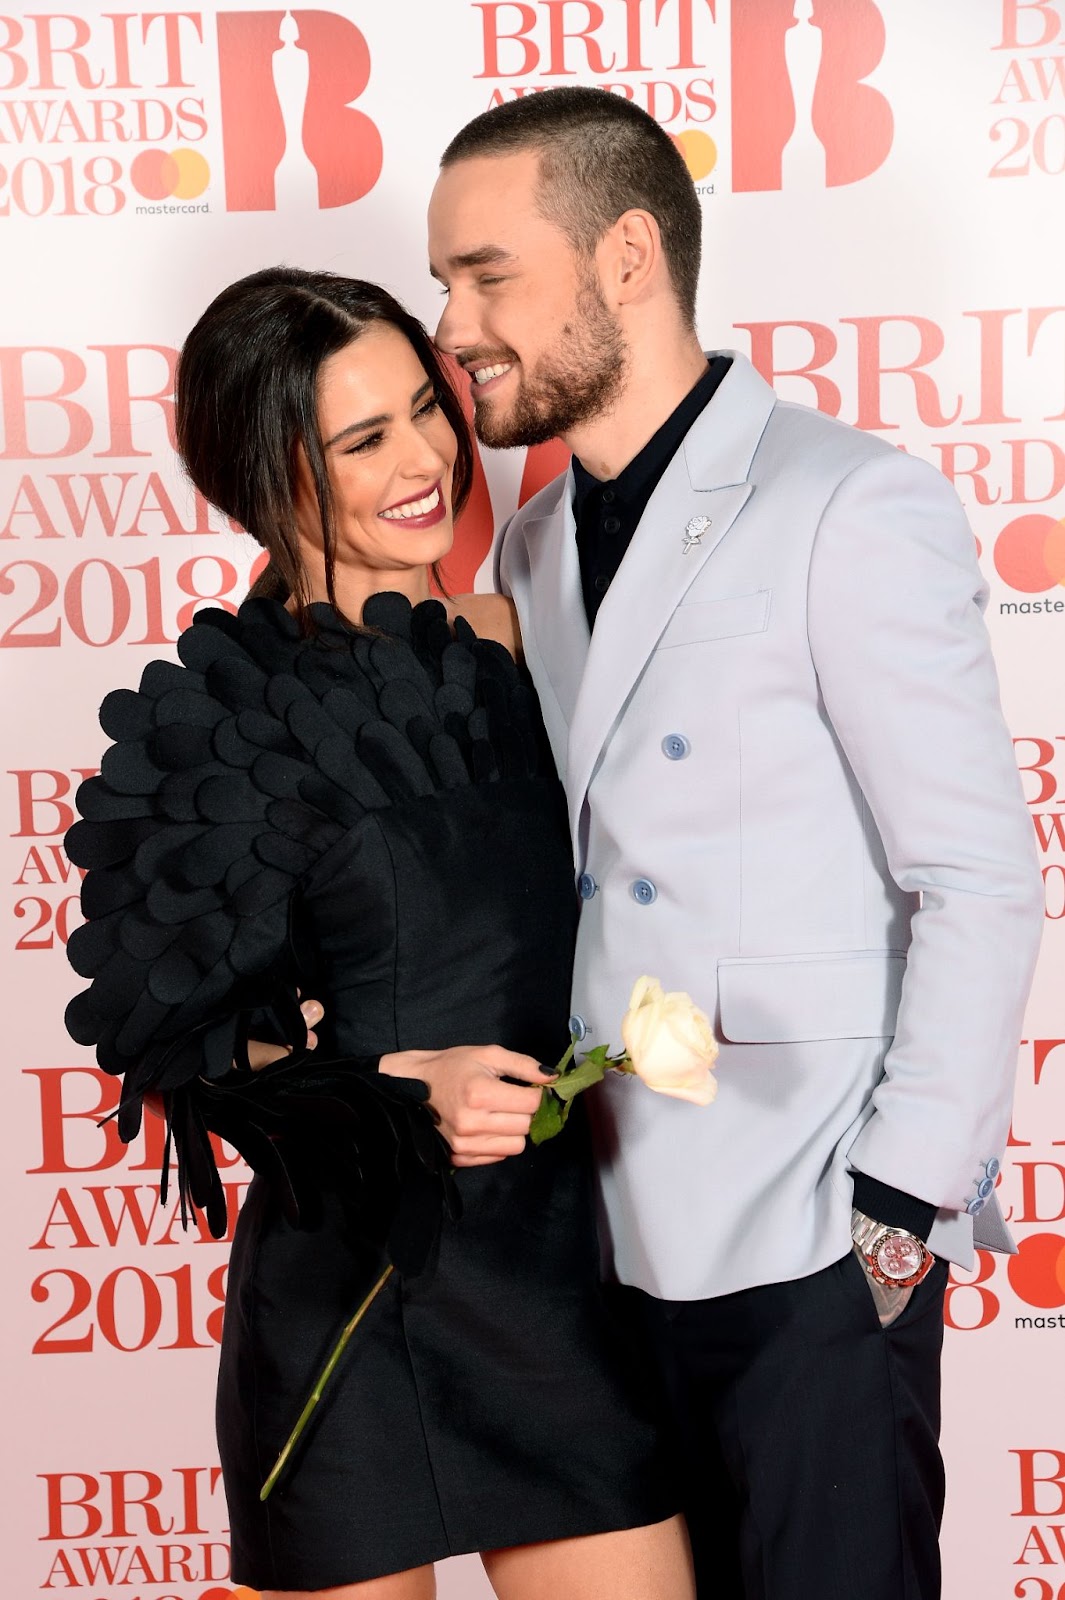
[875, 1234, 923, 1281]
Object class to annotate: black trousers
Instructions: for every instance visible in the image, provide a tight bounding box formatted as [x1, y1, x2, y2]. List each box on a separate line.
[613, 1250, 949, 1600]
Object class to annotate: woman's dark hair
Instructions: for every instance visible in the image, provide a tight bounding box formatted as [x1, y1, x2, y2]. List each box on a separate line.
[442, 86, 701, 326]
[174, 266, 473, 621]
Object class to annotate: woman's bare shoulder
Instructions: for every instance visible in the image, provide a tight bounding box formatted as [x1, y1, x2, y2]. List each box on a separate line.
[448, 594, 523, 661]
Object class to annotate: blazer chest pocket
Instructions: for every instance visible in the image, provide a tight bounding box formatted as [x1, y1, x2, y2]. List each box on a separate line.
[717, 951, 906, 1043]
[656, 589, 771, 649]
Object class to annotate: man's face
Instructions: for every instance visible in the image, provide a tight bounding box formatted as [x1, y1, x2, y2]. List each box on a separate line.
[428, 150, 625, 448]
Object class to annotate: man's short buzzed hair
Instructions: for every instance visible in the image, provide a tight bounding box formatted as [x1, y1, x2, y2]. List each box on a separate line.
[441, 86, 702, 326]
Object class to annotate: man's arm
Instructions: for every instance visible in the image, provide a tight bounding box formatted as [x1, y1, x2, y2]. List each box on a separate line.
[806, 448, 1043, 1215]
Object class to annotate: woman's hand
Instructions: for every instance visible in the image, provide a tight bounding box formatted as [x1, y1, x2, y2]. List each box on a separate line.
[247, 998, 323, 1071]
[379, 1046, 556, 1166]
[141, 998, 325, 1119]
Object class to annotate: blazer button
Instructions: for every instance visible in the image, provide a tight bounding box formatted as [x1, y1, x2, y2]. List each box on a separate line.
[577, 872, 597, 900]
[966, 1197, 986, 1216]
[977, 1176, 995, 1199]
[662, 734, 690, 761]
[631, 878, 658, 905]
[984, 1157, 1001, 1180]
[568, 1014, 588, 1041]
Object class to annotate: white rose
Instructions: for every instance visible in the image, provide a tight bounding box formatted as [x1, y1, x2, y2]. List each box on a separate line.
[620, 976, 719, 1107]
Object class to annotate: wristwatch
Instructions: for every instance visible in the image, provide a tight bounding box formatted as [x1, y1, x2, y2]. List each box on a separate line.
[850, 1207, 935, 1289]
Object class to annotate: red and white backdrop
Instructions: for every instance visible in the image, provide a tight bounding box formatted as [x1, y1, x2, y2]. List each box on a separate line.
[3, 1, 1064, 1595]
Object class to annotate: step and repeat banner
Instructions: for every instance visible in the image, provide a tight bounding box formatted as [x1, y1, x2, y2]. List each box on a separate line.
[3, 2, 1064, 1596]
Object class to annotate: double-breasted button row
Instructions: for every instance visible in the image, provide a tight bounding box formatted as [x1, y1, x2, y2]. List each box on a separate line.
[577, 873, 657, 903]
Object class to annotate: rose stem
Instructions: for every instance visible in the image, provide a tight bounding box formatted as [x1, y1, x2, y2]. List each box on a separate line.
[259, 1262, 395, 1501]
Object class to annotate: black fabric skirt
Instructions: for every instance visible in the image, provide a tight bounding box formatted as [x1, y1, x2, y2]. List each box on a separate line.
[218, 1105, 677, 1590]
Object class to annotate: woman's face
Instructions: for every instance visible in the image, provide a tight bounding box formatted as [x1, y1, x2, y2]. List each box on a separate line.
[296, 323, 459, 606]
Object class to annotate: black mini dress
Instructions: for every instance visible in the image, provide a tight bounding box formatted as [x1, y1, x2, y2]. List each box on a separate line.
[64, 593, 675, 1590]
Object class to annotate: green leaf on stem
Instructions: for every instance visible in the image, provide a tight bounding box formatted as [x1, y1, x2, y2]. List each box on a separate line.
[529, 1089, 565, 1145]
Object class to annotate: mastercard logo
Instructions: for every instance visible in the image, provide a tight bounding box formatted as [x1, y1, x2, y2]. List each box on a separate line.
[994, 513, 1065, 593]
[673, 129, 718, 181]
[130, 147, 211, 201]
[1007, 1232, 1065, 1309]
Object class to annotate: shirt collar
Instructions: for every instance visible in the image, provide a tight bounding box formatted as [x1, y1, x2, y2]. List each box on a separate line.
[571, 356, 729, 517]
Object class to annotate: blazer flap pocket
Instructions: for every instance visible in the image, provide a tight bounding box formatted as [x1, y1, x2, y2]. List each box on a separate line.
[717, 951, 906, 1043]
[657, 590, 770, 649]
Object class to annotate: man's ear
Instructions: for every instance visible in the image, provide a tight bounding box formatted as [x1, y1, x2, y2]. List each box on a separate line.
[600, 209, 662, 306]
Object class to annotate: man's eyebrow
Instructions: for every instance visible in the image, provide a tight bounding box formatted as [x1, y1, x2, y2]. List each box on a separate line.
[429, 245, 517, 281]
[324, 378, 434, 447]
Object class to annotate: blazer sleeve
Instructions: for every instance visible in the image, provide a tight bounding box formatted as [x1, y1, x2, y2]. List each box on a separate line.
[806, 447, 1043, 1213]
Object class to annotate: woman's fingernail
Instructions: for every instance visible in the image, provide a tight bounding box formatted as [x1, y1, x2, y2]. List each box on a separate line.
[302, 1001, 323, 1023]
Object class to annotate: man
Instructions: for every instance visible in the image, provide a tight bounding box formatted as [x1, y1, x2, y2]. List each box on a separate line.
[426, 87, 1044, 1598]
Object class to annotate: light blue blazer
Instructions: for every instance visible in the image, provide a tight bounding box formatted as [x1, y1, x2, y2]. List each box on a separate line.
[497, 351, 1044, 1301]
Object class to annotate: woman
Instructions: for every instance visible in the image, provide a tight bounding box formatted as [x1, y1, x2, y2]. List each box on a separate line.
[64, 268, 694, 1600]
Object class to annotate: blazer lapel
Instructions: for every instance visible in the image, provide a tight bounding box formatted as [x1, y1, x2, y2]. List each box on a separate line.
[564, 352, 776, 841]
[519, 464, 590, 746]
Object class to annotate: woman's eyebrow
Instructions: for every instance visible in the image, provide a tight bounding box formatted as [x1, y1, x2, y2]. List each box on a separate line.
[325, 379, 434, 447]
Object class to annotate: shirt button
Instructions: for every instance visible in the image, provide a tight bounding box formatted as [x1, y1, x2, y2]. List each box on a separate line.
[594, 574, 610, 593]
[631, 878, 657, 905]
[602, 488, 616, 503]
[985, 1157, 1001, 1180]
[577, 872, 597, 900]
[568, 1014, 588, 1041]
[603, 515, 622, 534]
[662, 734, 690, 761]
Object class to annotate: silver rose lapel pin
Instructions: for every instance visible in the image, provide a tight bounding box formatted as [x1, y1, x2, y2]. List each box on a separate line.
[682, 515, 712, 555]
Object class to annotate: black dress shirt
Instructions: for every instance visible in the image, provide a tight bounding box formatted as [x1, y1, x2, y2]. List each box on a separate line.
[572, 355, 730, 628]
[570, 355, 936, 1244]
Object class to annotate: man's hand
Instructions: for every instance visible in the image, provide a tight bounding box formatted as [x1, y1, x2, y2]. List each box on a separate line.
[380, 1045, 556, 1166]
[852, 1245, 914, 1328]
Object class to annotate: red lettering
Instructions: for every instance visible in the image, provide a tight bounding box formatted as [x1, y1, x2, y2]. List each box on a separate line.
[0, 348, 92, 459]
[541, 1, 610, 75]
[104, 1469, 174, 1537]
[1008, 1161, 1065, 1223]
[89, 344, 175, 458]
[1007, 438, 1065, 504]
[841, 315, 962, 431]
[8, 768, 96, 836]
[963, 307, 1024, 423]
[735, 320, 842, 415]
[39, 1472, 102, 1540]
[1014, 736, 1062, 805]
[30, 1187, 95, 1249]
[1012, 1450, 1065, 1517]
[475, 2, 540, 77]
[24, 1067, 168, 1176]
[1028, 306, 1065, 420]
[943, 1250, 999, 1330]
[932, 442, 1002, 504]
[663, 0, 717, 71]
[0, 15, 28, 90]
[30, 13, 103, 90]
[140, 11, 202, 89]
[997, 0, 1062, 49]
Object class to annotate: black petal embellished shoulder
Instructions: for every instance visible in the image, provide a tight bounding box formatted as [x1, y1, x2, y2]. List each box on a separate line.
[64, 594, 674, 1588]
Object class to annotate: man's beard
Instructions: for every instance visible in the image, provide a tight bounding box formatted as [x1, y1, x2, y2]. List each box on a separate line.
[470, 268, 627, 449]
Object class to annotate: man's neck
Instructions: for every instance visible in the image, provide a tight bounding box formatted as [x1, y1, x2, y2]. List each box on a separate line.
[565, 334, 709, 482]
